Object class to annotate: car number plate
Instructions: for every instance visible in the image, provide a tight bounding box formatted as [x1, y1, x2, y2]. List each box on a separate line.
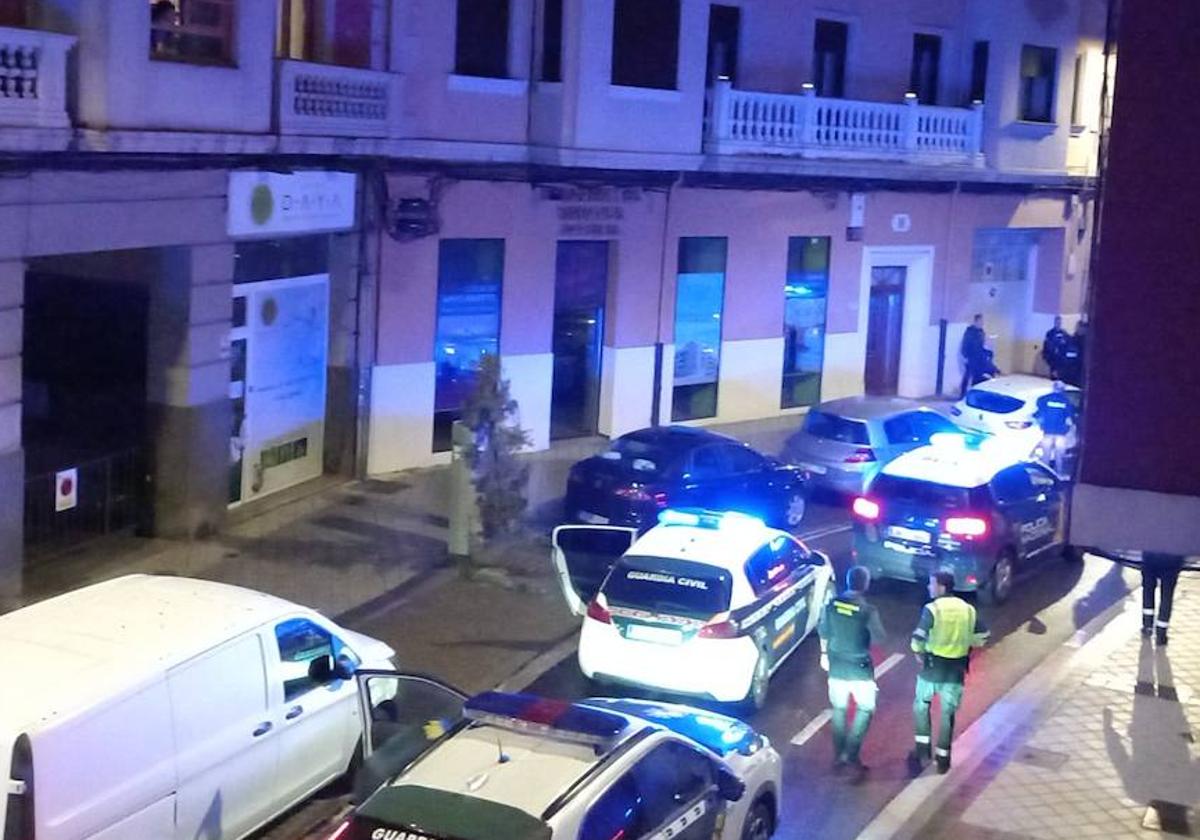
[883, 540, 927, 555]
[800, 462, 828, 475]
[578, 511, 609, 525]
[626, 624, 683, 645]
[888, 526, 932, 544]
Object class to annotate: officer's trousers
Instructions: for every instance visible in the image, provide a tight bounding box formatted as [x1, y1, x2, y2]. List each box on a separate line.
[1142, 564, 1181, 629]
[913, 675, 964, 758]
[829, 677, 877, 762]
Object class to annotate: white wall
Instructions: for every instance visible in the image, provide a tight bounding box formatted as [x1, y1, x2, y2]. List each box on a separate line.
[599, 344, 656, 438]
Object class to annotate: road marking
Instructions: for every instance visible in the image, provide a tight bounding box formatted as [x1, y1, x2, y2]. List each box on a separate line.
[789, 652, 907, 745]
[797, 523, 853, 541]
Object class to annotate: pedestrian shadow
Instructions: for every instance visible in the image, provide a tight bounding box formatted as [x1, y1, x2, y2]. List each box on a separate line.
[1073, 558, 1131, 630]
[1103, 641, 1200, 824]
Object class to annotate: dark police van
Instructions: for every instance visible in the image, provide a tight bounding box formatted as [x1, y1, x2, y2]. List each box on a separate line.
[850, 435, 1074, 604]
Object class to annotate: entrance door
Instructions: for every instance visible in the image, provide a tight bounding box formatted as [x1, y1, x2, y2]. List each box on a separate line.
[865, 266, 906, 395]
[551, 241, 607, 440]
[706, 5, 740, 85]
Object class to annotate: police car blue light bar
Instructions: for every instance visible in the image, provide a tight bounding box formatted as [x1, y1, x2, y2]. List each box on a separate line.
[658, 508, 767, 531]
[464, 691, 628, 748]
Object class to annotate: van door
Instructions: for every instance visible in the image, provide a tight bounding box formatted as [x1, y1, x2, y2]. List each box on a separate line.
[168, 631, 278, 840]
[268, 617, 360, 816]
[551, 525, 638, 615]
[352, 671, 467, 803]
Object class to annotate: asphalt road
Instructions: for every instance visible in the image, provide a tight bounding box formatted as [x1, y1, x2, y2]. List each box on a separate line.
[254, 501, 1134, 840]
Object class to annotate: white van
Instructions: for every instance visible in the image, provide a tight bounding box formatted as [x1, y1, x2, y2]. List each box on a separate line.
[0, 574, 395, 840]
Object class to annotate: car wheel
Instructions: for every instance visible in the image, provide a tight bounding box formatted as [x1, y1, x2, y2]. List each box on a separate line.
[741, 797, 775, 840]
[1062, 543, 1082, 563]
[744, 654, 770, 713]
[981, 550, 1015, 605]
[782, 492, 807, 530]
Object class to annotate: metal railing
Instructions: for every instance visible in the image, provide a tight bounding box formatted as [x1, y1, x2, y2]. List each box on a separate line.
[24, 448, 146, 551]
[0, 25, 75, 129]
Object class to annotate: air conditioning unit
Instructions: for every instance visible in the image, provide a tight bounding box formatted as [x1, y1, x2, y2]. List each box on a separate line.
[386, 197, 438, 240]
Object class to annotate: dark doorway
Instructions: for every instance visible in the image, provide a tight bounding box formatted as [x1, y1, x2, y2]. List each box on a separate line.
[910, 33, 942, 104]
[706, 5, 740, 86]
[22, 270, 150, 549]
[865, 266, 906, 395]
[551, 241, 608, 440]
[813, 19, 848, 98]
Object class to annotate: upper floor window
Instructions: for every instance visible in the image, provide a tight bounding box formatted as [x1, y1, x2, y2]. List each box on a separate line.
[611, 0, 681, 90]
[0, 0, 25, 26]
[706, 4, 740, 86]
[277, 0, 376, 69]
[1019, 44, 1057, 122]
[150, 0, 236, 65]
[969, 40, 989, 103]
[813, 19, 848, 98]
[456, 0, 510, 78]
[1070, 53, 1085, 127]
[910, 33, 941, 105]
[541, 0, 563, 82]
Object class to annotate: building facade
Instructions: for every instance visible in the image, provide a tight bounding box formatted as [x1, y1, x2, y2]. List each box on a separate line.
[0, 0, 1107, 580]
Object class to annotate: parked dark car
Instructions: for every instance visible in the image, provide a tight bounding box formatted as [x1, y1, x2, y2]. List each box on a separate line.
[564, 426, 810, 532]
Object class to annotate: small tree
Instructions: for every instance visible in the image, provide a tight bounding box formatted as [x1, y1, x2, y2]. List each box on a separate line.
[461, 354, 532, 559]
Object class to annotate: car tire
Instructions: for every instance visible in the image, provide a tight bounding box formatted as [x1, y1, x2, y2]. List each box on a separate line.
[743, 653, 770, 713]
[781, 491, 807, 530]
[980, 549, 1015, 605]
[741, 797, 775, 840]
[1062, 543, 1082, 563]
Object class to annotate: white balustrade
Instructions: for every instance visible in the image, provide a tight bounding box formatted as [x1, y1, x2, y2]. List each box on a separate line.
[276, 59, 397, 138]
[706, 80, 983, 165]
[0, 26, 75, 129]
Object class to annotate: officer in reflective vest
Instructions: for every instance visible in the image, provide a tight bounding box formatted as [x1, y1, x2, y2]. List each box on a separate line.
[908, 570, 990, 775]
[818, 566, 886, 782]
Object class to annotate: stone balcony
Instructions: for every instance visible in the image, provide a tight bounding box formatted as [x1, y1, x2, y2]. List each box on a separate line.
[0, 26, 75, 134]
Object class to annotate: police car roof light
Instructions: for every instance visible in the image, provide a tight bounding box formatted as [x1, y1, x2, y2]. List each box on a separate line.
[464, 691, 628, 749]
[658, 508, 767, 531]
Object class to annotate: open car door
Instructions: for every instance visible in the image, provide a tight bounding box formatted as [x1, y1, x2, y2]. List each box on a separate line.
[550, 525, 638, 616]
[352, 670, 468, 804]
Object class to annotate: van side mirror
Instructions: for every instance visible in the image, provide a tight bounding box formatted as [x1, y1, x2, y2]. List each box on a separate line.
[716, 766, 745, 802]
[308, 655, 334, 683]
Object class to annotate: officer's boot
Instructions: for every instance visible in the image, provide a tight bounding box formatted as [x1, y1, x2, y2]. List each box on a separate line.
[1142, 609, 1154, 638]
[907, 742, 931, 776]
[935, 748, 952, 775]
[1157, 623, 1169, 646]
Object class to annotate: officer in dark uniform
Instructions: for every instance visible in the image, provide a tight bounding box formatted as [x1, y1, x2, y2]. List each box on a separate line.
[1042, 315, 1070, 379]
[1142, 551, 1186, 645]
[909, 570, 990, 775]
[959, 314, 987, 397]
[1033, 380, 1076, 475]
[818, 566, 886, 782]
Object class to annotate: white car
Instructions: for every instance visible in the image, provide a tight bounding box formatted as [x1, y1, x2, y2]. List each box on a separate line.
[0, 575, 395, 840]
[551, 509, 833, 710]
[335, 684, 782, 840]
[950, 374, 1081, 456]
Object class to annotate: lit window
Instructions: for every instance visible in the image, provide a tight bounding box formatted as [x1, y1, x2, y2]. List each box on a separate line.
[672, 238, 726, 421]
[782, 237, 830, 409]
[150, 0, 236, 65]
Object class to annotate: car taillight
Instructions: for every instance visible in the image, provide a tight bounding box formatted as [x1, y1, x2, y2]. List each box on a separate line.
[698, 614, 740, 639]
[944, 516, 988, 537]
[327, 821, 352, 840]
[652, 491, 669, 508]
[614, 485, 653, 502]
[1005, 420, 1034, 429]
[586, 598, 613, 624]
[852, 496, 881, 520]
[844, 447, 877, 463]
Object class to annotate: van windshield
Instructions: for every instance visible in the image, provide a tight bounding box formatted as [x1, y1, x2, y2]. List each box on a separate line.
[603, 556, 732, 619]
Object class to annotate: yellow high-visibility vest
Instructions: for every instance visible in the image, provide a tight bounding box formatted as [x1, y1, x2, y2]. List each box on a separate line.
[925, 597, 976, 659]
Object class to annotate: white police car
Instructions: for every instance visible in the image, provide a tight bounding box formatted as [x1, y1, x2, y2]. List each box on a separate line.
[852, 434, 1073, 604]
[551, 509, 833, 710]
[334, 685, 782, 840]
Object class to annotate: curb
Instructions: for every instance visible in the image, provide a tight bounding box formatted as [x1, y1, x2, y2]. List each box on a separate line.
[859, 575, 1140, 840]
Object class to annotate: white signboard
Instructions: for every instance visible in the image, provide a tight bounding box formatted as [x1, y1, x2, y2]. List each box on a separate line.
[55, 468, 78, 512]
[228, 171, 357, 238]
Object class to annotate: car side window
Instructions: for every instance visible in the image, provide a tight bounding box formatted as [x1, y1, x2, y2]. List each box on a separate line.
[991, 465, 1035, 504]
[275, 617, 337, 701]
[723, 444, 765, 474]
[1024, 463, 1057, 490]
[631, 741, 717, 828]
[883, 414, 917, 444]
[579, 772, 647, 840]
[745, 543, 789, 597]
[911, 411, 955, 442]
[688, 446, 728, 480]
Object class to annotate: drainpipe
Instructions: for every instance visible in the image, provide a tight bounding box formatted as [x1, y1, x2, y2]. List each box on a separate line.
[649, 176, 679, 426]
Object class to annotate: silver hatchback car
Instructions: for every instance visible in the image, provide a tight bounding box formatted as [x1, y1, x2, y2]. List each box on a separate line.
[782, 396, 961, 497]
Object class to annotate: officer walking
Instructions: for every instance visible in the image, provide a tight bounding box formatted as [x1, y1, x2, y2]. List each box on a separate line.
[818, 566, 886, 783]
[1142, 551, 1186, 645]
[1033, 380, 1076, 475]
[908, 571, 990, 775]
[1042, 315, 1070, 379]
[959, 314, 987, 397]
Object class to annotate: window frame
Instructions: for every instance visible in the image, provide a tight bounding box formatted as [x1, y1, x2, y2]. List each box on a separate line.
[969, 40, 989, 104]
[150, 0, 237, 66]
[611, 0, 682, 90]
[781, 236, 831, 410]
[909, 32, 942, 105]
[455, 0, 512, 79]
[672, 236, 727, 422]
[1019, 43, 1058, 123]
[812, 19, 849, 98]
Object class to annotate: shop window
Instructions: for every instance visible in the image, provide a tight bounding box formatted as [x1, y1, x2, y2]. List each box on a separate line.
[910, 33, 941, 105]
[969, 41, 989, 103]
[672, 237, 726, 422]
[782, 237, 830, 409]
[433, 239, 504, 452]
[813, 19, 847, 98]
[541, 0, 563, 82]
[971, 229, 1039, 284]
[456, 0, 510, 78]
[277, 0, 375, 69]
[150, 0, 236, 65]
[611, 0, 680, 90]
[234, 236, 330, 284]
[1019, 44, 1057, 122]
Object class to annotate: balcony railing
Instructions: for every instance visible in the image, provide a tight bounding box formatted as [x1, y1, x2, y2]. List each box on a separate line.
[706, 80, 983, 166]
[275, 59, 396, 138]
[0, 26, 75, 130]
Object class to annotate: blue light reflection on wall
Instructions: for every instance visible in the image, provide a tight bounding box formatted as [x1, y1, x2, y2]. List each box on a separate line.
[782, 236, 830, 408]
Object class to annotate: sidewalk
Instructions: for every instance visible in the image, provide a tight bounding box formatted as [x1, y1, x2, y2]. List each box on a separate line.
[874, 573, 1200, 840]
